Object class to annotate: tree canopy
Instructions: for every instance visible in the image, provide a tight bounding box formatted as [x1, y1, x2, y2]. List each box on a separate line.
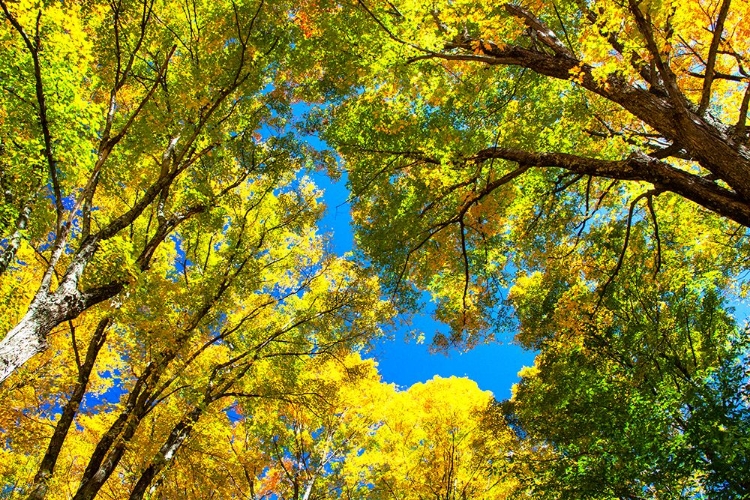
[1, 0, 749, 497]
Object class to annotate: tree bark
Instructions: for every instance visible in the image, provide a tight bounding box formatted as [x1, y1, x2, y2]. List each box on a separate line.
[412, 5, 750, 224]
[0, 266, 122, 384]
[71, 362, 159, 500]
[470, 148, 750, 227]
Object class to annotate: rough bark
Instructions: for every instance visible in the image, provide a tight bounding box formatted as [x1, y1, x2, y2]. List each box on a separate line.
[0, 203, 32, 276]
[470, 148, 750, 227]
[0, 266, 123, 384]
[442, 41, 750, 198]
[0, 151, 205, 386]
[72, 362, 159, 500]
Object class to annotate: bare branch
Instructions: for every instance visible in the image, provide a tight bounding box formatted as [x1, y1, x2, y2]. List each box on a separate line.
[596, 190, 655, 308]
[647, 194, 662, 277]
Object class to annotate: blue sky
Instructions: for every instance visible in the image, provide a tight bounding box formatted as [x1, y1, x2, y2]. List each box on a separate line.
[309, 168, 537, 400]
[258, 100, 538, 399]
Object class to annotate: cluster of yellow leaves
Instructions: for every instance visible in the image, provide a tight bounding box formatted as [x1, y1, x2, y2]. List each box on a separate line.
[342, 375, 521, 499]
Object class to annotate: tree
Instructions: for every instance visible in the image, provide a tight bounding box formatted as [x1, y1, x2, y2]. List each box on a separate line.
[235, 367, 523, 500]
[3, 0, 750, 496]
[234, 353, 392, 500]
[0, 150, 390, 499]
[298, 0, 750, 345]
[507, 265, 750, 497]
[0, 0, 395, 497]
[337, 375, 521, 499]
[0, 0, 342, 382]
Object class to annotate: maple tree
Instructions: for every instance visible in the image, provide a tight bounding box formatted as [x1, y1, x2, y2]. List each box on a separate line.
[0, 0, 348, 382]
[304, 0, 750, 343]
[507, 264, 750, 496]
[230, 362, 522, 500]
[339, 375, 522, 499]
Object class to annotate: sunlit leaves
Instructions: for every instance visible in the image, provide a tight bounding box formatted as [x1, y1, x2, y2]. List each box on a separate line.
[2, 0, 749, 497]
[305, 0, 750, 353]
[0, 0, 398, 497]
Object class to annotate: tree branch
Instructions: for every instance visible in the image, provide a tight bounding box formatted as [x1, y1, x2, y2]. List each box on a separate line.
[699, 0, 732, 114]
[504, 4, 574, 59]
[471, 147, 750, 226]
[0, 2, 62, 231]
[27, 317, 111, 500]
[596, 190, 654, 309]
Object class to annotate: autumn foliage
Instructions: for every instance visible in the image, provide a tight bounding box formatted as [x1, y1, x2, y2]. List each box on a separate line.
[1, 0, 749, 497]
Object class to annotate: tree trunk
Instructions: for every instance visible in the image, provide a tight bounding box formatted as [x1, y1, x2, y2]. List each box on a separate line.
[0, 235, 123, 385]
[0, 279, 122, 384]
[128, 407, 203, 500]
[71, 362, 159, 500]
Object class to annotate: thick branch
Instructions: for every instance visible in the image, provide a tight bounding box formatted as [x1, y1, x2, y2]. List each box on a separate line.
[72, 362, 159, 500]
[433, 35, 750, 200]
[504, 4, 574, 58]
[27, 318, 111, 500]
[128, 407, 203, 500]
[736, 84, 750, 141]
[472, 147, 750, 226]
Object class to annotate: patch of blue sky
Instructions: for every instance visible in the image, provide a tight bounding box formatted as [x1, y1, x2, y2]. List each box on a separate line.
[224, 402, 242, 423]
[24, 398, 61, 424]
[366, 297, 536, 400]
[285, 99, 538, 398]
[168, 233, 192, 282]
[2, 485, 18, 497]
[61, 193, 76, 211]
[209, 312, 229, 338]
[36, 229, 57, 253]
[81, 369, 126, 414]
[250, 86, 537, 400]
[309, 168, 353, 255]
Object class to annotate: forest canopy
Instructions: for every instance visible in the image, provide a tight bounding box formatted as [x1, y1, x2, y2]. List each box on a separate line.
[0, 0, 748, 497]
